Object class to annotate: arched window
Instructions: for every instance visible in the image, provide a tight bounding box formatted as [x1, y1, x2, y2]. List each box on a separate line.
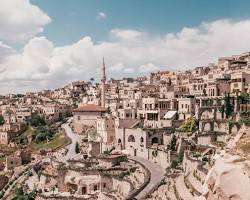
[118, 138, 121, 143]
[151, 137, 159, 144]
[140, 137, 144, 143]
[128, 135, 135, 142]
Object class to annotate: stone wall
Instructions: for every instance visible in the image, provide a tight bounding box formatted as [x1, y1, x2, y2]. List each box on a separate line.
[113, 177, 132, 197]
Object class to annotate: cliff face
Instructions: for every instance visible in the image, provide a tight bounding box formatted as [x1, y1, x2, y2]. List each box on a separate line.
[202, 126, 250, 200]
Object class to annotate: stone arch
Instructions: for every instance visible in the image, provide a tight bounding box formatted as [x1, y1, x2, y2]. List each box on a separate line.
[201, 110, 213, 120]
[128, 135, 135, 142]
[198, 107, 215, 120]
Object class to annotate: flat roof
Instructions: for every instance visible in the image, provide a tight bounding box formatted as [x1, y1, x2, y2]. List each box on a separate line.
[73, 104, 106, 112]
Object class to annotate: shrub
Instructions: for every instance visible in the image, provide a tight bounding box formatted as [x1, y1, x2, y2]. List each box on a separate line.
[35, 126, 54, 143]
[202, 157, 208, 162]
[169, 135, 177, 151]
[29, 114, 46, 127]
[180, 116, 197, 132]
[0, 191, 3, 198]
[0, 115, 4, 125]
[170, 160, 179, 169]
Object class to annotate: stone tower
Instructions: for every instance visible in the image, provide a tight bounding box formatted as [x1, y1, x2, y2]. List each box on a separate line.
[101, 57, 106, 108]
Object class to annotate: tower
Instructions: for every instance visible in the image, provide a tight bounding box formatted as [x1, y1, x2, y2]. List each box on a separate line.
[101, 57, 106, 108]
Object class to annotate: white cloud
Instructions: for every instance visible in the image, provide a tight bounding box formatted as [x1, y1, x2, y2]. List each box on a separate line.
[110, 29, 143, 41]
[97, 12, 107, 19]
[1, 19, 250, 93]
[138, 63, 159, 73]
[109, 63, 124, 72]
[124, 68, 135, 73]
[0, 0, 51, 43]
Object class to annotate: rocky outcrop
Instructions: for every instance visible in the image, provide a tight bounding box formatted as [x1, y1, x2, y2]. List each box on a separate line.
[201, 126, 250, 200]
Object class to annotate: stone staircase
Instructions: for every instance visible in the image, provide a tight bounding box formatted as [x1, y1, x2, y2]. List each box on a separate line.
[175, 174, 194, 200]
[185, 172, 203, 196]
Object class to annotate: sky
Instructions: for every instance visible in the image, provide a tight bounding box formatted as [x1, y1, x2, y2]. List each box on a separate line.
[1, 0, 250, 94]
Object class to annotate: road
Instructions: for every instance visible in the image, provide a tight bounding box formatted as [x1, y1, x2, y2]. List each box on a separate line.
[61, 118, 82, 161]
[131, 156, 165, 200]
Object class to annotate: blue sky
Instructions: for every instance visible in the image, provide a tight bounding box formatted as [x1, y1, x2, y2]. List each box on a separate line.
[1, 0, 250, 93]
[31, 0, 250, 46]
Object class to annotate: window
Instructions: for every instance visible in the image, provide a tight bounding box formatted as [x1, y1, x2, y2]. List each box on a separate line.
[128, 135, 135, 142]
[94, 185, 98, 191]
[151, 137, 159, 144]
[140, 137, 144, 143]
[103, 183, 106, 188]
[77, 116, 81, 120]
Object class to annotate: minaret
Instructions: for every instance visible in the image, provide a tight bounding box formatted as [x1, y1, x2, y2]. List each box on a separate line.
[101, 57, 106, 108]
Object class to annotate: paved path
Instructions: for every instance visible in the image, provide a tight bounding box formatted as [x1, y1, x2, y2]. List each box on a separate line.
[130, 156, 165, 199]
[175, 174, 193, 200]
[61, 118, 82, 161]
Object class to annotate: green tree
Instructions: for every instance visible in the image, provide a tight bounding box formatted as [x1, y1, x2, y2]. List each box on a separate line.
[29, 113, 46, 127]
[75, 142, 80, 154]
[15, 186, 24, 196]
[180, 116, 197, 132]
[37, 170, 43, 182]
[35, 126, 54, 143]
[238, 92, 250, 104]
[0, 115, 4, 125]
[169, 135, 177, 151]
[178, 149, 184, 163]
[170, 160, 179, 169]
[224, 93, 234, 118]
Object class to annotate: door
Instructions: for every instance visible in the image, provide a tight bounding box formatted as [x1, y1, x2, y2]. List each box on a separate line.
[134, 149, 137, 156]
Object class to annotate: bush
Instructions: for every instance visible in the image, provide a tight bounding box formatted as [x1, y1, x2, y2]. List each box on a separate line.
[202, 157, 208, 162]
[0, 115, 4, 125]
[180, 116, 197, 132]
[26, 171, 33, 177]
[35, 126, 54, 143]
[29, 114, 46, 127]
[169, 135, 177, 151]
[193, 153, 201, 158]
[170, 160, 179, 169]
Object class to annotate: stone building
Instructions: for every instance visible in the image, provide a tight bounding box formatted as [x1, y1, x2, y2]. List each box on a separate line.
[73, 104, 106, 134]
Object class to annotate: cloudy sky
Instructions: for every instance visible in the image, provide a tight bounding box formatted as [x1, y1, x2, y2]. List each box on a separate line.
[1, 0, 250, 94]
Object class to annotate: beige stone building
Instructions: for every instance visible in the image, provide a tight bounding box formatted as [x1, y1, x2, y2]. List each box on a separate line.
[73, 104, 106, 134]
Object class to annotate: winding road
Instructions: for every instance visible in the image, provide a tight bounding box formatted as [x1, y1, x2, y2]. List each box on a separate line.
[61, 118, 82, 161]
[131, 156, 165, 199]
[61, 119, 165, 199]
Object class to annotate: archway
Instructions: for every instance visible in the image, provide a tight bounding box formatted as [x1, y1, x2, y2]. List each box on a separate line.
[128, 135, 135, 142]
[151, 137, 159, 144]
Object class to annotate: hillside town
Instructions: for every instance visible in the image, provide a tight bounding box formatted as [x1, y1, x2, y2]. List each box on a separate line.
[0, 51, 250, 200]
